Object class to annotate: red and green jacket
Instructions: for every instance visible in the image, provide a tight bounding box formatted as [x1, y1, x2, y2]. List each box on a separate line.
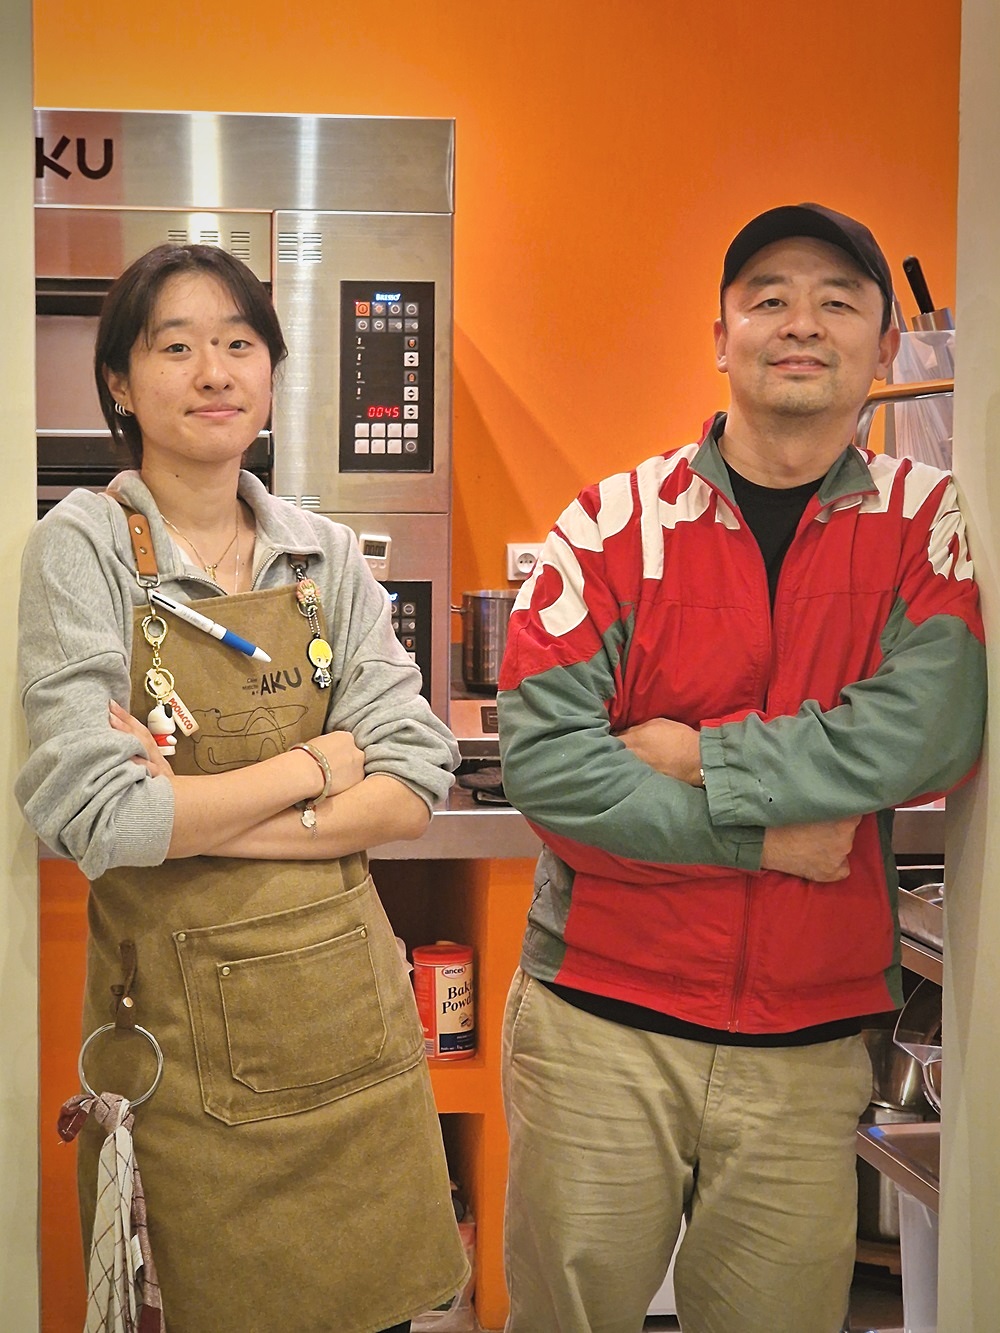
[497, 417, 986, 1033]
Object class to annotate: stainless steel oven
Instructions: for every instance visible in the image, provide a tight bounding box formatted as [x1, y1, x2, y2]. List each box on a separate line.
[34, 109, 454, 717]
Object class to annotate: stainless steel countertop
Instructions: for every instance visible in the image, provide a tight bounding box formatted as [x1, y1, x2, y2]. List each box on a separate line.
[370, 784, 542, 860]
[37, 798, 944, 866]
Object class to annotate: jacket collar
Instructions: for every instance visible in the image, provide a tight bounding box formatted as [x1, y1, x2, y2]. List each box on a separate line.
[690, 411, 879, 510]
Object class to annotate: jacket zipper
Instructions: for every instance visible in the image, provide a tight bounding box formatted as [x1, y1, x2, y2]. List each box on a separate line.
[728, 873, 755, 1032]
[723, 493, 815, 1030]
[703, 464, 876, 1030]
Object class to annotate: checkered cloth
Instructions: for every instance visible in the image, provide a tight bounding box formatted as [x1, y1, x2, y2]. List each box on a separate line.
[58, 1091, 164, 1333]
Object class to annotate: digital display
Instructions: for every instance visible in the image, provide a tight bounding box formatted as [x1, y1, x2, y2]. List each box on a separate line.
[340, 280, 435, 474]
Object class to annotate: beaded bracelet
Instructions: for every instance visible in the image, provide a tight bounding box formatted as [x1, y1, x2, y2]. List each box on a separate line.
[289, 742, 333, 830]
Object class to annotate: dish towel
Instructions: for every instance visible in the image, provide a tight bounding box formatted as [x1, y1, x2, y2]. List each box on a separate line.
[59, 1091, 164, 1333]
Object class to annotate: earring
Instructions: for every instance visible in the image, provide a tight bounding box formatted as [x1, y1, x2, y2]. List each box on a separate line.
[115, 401, 133, 418]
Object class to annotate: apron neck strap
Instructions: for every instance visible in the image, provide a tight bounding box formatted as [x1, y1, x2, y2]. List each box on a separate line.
[113, 499, 160, 588]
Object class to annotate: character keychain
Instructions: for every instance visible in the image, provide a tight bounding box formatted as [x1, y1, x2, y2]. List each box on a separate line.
[147, 703, 177, 756]
[292, 561, 333, 689]
[140, 612, 198, 741]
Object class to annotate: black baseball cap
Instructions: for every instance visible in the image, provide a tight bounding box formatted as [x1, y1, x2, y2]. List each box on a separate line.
[720, 203, 893, 316]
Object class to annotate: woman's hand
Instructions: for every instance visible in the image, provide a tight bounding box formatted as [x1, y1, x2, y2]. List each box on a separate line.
[109, 699, 175, 780]
[301, 730, 366, 796]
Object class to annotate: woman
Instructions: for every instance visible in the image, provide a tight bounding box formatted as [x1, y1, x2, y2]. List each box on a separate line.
[17, 244, 468, 1333]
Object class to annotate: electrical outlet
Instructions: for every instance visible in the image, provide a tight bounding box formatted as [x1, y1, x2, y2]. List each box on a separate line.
[506, 542, 543, 581]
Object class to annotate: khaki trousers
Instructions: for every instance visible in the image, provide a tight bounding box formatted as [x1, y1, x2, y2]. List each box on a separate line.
[502, 970, 873, 1333]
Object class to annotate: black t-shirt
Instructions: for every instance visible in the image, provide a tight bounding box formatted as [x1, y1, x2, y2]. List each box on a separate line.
[547, 455, 860, 1047]
[724, 460, 823, 605]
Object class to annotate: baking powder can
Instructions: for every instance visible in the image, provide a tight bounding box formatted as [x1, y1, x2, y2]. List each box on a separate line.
[412, 941, 475, 1060]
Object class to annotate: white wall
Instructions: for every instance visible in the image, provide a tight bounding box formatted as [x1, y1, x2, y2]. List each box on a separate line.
[939, 1, 1000, 1324]
[0, 0, 41, 1324]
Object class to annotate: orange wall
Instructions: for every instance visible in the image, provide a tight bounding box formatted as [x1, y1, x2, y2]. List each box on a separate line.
[34, 2, 960, 595]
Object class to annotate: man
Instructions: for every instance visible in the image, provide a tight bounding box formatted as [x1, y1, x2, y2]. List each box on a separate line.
[497, 203, 985, 1333]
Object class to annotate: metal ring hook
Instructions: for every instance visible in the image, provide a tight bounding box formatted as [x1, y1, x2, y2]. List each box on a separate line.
[78, 1022, 165, 1109]
[141, 614, 169, 649]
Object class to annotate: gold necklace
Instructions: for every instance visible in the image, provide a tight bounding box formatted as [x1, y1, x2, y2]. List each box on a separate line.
[163, 505, 240, 585]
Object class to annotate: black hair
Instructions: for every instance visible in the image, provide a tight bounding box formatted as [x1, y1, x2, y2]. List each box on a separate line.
[94, 243, 288, 465]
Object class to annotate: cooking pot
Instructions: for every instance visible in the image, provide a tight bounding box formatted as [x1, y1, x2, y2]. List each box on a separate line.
[452, 590, 518, 692]
[863, 1027, 926, 1112]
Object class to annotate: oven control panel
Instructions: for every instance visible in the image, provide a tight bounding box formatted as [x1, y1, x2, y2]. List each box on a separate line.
[383, 579, 433, 704]
[340, 280, 435, 474]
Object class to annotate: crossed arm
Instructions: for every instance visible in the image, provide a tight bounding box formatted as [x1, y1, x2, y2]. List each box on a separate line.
[500, 476, 985, 883]
[109, 700, 428, 860]
[617, 716, 860, 882]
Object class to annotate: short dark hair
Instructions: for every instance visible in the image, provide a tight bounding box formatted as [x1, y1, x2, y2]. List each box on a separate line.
[94, 244, 288, 465]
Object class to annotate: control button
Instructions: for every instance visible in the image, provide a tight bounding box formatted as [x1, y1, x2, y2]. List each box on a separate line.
[371, 302, 386, 316]
[355, 318, 370, 332]
[371, 422, 386, 437]
[371, 438, 387, 454]
[402, 618, 416, 632]
[372, 317, 386, 332]
[404, 352, 419, 367]
[355, 438, 370, 454]
[402, 636, 416, 651]
[388, 302, 402, 316]
[404, 319, 419, 331]
[355, 301, 371, 316]
[354, 423, 370, 436]
[403, 386, 419, 401]
[406, 651, 417, 662]
[387, 423, 402, 436]
[403, 405, 419, 419]
[403, 423, 418, 436]
[387, 439, 402, 454]
[405, 337, 419, 350]
[402, 602, 416, 616]
[403, 439, 419, 454]
[404, 302, 419, 316]
[388, 318, 403, 332]
[405, 372, 418, 386]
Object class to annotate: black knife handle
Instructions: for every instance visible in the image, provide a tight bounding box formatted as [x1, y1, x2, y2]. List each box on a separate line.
[902, 256, 935, 314]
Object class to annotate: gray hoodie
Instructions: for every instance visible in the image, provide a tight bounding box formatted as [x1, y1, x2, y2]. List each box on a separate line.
[17, 470, 459, 879]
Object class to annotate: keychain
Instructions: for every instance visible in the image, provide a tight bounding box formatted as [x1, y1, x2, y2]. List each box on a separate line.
[141, 613, 198, 738]
[292, 562, 333, 689]
[142, 613, 175, 706]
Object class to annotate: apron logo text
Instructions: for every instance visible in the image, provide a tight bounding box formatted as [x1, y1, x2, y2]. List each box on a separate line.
[248, 666, 304, 697]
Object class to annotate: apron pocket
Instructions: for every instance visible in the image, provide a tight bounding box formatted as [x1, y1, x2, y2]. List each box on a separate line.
[220, 924, 386, 1092]
[175, 875, 423, 1125]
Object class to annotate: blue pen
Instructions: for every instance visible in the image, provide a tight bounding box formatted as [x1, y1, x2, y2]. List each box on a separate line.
[150, 591, 271, 663]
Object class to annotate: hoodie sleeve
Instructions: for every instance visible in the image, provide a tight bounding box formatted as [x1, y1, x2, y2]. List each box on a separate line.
[16, 498, 175, 879]
[317, 522, 459, 810]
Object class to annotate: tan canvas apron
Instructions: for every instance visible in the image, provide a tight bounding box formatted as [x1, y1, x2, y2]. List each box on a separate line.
[77, 577, 468, 1333]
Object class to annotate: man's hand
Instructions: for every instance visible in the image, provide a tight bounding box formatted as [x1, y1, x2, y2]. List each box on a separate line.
[760, 817, 861, 882]
[617, 717, 702, 786]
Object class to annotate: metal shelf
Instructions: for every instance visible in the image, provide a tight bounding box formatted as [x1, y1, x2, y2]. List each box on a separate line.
[900, 935, 944, 986]
[857, 1122, 940, 1213]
